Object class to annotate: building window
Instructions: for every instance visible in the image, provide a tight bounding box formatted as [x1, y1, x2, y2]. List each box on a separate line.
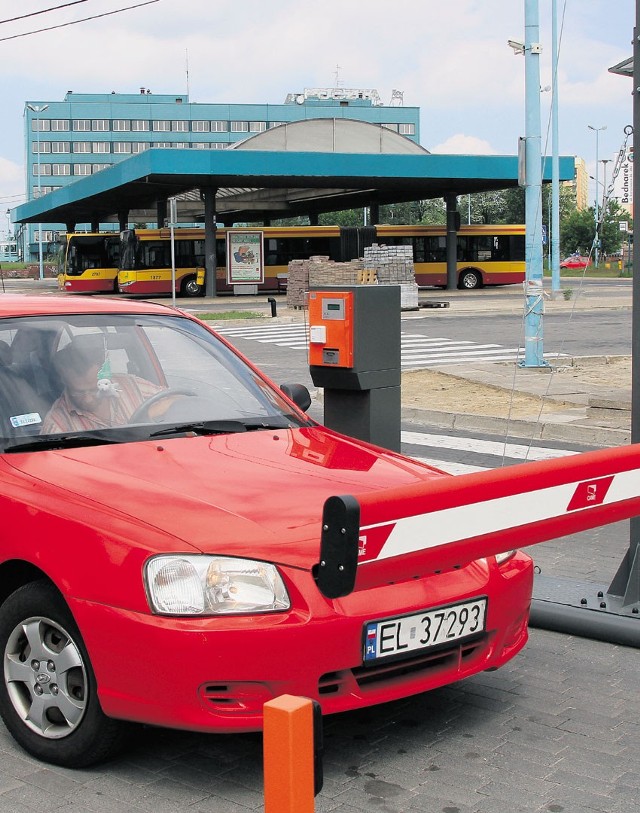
[192, 142, 209, 149]
[211, 121, 228, 132]
[231, 121, 249, 132]
[91, 119, 110, 131]
[152, 120, 171, 132]
[50, 120, 70, 132]
[92, 142, 110, 153]
[249, 121, 267, 133]
[73, 142, 91, 153]
[153, 142, 172, 148]
[73, 119, 91, 132]
[35, 230, 56, 242]
[398, 123, 416, 135]
[31, 119, 50, 132]
[131, 120, 150, 131]
[192, 121, 210, 132]
[382, 123, 399, 132]
[33, 163, 52, 176]
[171, 120, 189, 132]
[52, 164, 71, 176]
[131, 142, 150, 153]
[112, 120, 131, 131]
[51, 142, 71, 153]
[32, 141, 51, 154]
[113, 142, 132, 154]
[74, 164, 92, 176]
[210, 142, 227, 149]
[173, 142, 189, 148]
[92, 163, 110, 172]
[269, 121, 285, 129]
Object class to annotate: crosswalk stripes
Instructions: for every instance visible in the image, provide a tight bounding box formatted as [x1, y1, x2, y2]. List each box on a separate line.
[400, 430, 578, 475]
[216, 323, 565, 368]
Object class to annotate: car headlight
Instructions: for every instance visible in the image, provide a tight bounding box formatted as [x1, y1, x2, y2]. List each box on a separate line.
[144, 555, 290, 616]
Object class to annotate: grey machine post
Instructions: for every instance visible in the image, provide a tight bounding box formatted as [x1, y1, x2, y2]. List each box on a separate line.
[308, 285, 401, 452]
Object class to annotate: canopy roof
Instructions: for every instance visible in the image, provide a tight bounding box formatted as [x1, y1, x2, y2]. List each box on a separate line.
[13, 119, 575, 226]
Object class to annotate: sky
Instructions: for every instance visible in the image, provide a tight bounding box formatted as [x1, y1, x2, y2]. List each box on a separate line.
[0, 0, 635, 222]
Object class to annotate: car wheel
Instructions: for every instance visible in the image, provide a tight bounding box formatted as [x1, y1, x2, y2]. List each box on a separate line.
[181, 276, 203, 297]
[0, 581, 129, 767]
[458, 270, 481, 290]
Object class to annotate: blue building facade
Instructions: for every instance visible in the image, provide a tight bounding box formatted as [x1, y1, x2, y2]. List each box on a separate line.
[22, 88, 420, 259]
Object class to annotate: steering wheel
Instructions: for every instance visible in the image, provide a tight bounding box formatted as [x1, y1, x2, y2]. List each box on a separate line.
[129, 388, 197, 423]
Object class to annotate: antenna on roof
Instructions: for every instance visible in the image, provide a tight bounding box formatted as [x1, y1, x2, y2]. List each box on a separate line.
[185, 48, 190, 98]
[390, 89, 404, 106]
[333, 64, 343, 87]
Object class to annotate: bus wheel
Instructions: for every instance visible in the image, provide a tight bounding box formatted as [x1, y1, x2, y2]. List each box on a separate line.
[458, 270, 481, 290]
[181, 276, 203, 297]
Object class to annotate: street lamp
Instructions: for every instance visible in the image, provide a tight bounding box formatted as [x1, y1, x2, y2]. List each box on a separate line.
[26, 103, 49, 280]
[588, 124, 607, 267]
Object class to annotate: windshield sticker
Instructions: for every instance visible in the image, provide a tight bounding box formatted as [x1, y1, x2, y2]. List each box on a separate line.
[10, 413, 42, 428]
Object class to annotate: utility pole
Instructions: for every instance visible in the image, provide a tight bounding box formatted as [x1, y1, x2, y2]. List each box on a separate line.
[550, 0, 561, 298]
[588, 124, 607, 267]
[523, 0, 545, 366]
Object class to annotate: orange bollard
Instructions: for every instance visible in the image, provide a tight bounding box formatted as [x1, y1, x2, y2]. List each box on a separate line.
[263, 694, 315, 813]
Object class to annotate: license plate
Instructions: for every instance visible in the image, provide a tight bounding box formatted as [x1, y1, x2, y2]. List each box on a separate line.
[363, 597, 487, 664]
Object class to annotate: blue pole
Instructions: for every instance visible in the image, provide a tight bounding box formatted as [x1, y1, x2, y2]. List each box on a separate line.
[523, 0, 546, 367]
[551, 0, 561, 297]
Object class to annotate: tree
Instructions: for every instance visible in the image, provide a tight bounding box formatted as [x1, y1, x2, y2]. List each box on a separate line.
[560, 200, 632, 258]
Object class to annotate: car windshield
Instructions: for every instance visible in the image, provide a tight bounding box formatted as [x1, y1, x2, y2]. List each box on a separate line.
[0, 312, 311, 451]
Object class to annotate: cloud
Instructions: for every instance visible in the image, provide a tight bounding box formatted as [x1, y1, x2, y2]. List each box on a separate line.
[430, 135, 498, 156]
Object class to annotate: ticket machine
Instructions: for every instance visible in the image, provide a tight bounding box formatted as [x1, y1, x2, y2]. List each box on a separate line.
[308, 285, 401, 451]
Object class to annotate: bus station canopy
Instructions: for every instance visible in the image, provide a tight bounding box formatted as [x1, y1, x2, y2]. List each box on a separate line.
[13, 119, 576, 227]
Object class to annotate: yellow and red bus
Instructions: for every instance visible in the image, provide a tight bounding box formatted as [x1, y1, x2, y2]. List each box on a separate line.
[56, 232, 121, 293]
[117, 223, 525, 296]
[118, 228, 206, 297]
[377, 223, 526, 289]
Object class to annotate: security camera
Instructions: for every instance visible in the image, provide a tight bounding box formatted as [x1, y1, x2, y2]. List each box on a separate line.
[508, 39, 525, 55]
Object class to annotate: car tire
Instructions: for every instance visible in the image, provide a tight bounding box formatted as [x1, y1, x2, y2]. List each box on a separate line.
[458, 270, 481, 290]
[181, 276, 204, 297]
[0, 581, 129, 767]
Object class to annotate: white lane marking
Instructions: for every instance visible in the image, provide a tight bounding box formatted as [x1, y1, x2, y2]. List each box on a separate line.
[401, 431, 576, 461]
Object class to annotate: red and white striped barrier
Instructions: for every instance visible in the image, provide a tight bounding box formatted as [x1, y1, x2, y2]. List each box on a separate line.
[317, 445, 640, 598]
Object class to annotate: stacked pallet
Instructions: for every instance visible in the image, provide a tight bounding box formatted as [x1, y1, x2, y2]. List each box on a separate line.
[285, 256, 329, 308]
[285, 244, 419, 310]
[286, 257, 365, 308]
[363, 243, 419, 309]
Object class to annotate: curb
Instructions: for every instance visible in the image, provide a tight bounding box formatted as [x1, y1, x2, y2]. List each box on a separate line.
[401, 406, 630, 447]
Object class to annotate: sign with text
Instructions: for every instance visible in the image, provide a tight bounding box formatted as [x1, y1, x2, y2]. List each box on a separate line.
[226, 230, 264, 284]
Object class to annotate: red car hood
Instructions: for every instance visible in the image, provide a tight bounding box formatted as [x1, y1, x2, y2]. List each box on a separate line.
[7, 427, 446, 570]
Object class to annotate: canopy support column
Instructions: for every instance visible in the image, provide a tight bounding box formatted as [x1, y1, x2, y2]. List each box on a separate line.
[203, 187, 218, 298]
[445, 194, 459, 290]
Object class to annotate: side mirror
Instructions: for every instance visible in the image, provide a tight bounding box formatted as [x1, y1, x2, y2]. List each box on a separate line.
[280, 383, 312, 412]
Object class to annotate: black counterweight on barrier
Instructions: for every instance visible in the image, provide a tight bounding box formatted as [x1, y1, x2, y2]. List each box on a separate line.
[308, 285, 401, 452]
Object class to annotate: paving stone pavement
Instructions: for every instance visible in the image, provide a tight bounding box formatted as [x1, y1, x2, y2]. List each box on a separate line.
[0, 620, 637, 813]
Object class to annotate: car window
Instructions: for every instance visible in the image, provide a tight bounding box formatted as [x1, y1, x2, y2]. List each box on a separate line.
[0, 314, 309, 448]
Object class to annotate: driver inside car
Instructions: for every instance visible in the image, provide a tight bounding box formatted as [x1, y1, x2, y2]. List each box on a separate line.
[41, 340, 165, 434]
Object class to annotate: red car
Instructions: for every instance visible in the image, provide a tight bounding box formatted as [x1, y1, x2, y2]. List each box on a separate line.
[560, 255, 592, 269]
[0, 295, 533, 767]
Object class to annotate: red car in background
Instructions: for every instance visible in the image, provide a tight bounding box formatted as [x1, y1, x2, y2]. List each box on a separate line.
[0, 295, 533, 767]
[560, 254, 592, 269]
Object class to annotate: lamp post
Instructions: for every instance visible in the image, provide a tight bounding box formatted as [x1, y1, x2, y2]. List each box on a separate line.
[26, 103, 49, 280]
[588, 124, 606, 267]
